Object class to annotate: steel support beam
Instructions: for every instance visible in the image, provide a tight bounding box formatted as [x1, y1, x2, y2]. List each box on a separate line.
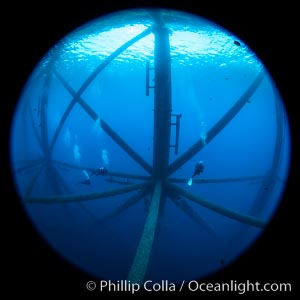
[52, 72, 153, 174]
[168, 71, 265, 175]
[127, 180, 162, 283]
[169, 175, 264, 184]
[170, 196, 218, 237]
[25, 182, 149, 204]
[99, 188, 151, 223]
[167, 182, 266, 228]
[50, 27, 153, 153]
[152, 22, 172, 179]
[13, 159, 45, 174]
[251, 84, 286, 214]
[53, 160, 151, 181]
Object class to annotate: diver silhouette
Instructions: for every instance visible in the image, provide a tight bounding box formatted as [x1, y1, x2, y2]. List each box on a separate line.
[79, 167, 109, 185]
[188, 161, 205, 186]
[90, 167, 109, 177]
[192, 160, 205, 178]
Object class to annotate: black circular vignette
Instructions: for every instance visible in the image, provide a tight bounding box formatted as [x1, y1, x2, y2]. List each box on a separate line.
[3, 0, 298, 297]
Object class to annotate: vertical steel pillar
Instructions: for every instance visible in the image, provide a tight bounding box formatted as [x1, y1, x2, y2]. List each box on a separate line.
[152, 21, 172, 180]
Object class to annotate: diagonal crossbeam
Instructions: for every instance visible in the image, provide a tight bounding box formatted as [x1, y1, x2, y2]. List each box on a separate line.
[167, 182, 266, 228]
[28, 103, 43, 150]
[13, 158, 45, 174]
[170, 195, 218, 237]
[53, 72, 153, 174]
[51, 164, 72, 194]
[49, 85, 76, 153]
[168, 71, 265, 176]
[39, 69, 53, 158]
[49, 27, 153, 153]
[25, 182, 150, 204]
[94, 188, 151, 224]
[77, 27, 153, 96]
[24, 164, 46, 197]
[45, 162, 70, 196]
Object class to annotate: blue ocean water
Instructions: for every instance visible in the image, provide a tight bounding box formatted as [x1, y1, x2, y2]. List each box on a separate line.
[9, 9, 290, 284]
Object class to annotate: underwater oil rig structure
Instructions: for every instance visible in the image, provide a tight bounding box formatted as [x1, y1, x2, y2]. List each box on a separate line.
[12, 11, 286, 283]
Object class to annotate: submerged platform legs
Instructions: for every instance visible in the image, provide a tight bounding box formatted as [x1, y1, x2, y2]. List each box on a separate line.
[127, 181, 162, 283]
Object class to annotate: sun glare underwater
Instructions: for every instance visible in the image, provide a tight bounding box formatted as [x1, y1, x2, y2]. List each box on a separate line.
[10, 9, 291, 284]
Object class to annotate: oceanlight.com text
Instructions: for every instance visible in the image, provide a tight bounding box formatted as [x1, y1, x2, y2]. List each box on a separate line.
[187, 280, 292, 294]
[86, 279, 292, 294]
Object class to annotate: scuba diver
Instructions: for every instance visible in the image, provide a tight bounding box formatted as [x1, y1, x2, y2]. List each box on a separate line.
[90, 166, 109, 177]
[192, 160, 205, 178]
[188, 160, 205, 186]
[79, 167, 109, 185]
